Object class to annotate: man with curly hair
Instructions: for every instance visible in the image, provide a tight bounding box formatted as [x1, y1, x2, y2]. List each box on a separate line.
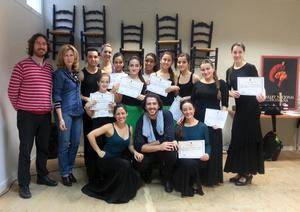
[8, 33, 57, 199]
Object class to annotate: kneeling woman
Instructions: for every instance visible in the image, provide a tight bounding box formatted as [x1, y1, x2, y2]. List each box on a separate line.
[82, 104, 144, 204]
[173, 100, 211, 197]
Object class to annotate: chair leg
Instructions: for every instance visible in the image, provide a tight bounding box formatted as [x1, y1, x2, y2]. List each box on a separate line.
[156, 42, 159, 59]
[190, 48, 195, 73]
[80, 32, 84, 60]
[52, 35, 56, 60]
[215, 48, 219, 70]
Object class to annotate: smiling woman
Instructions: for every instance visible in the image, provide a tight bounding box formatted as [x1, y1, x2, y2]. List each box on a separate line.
[81, 104, 143, 204]
[53, 44, 84, 187]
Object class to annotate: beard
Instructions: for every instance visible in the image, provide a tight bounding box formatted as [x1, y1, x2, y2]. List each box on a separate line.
[33, 48, 47, 58]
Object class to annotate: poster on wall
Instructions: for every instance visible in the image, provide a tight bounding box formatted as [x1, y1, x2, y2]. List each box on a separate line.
[261, 56, 299, 110]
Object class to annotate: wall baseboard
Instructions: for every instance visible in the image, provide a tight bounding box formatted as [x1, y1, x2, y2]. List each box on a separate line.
[0, 172, 17, 194]
[0, 155, 36, 194]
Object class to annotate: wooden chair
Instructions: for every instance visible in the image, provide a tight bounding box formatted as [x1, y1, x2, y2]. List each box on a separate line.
[156, 14, 182, 64]
[46, 4, 76, 60]
[190, 21, 218, 71]
[80, 5, 106, 60]
[120, 21, 144, 68]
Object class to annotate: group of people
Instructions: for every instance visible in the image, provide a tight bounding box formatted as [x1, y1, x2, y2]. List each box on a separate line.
[8, 33, 266, 203]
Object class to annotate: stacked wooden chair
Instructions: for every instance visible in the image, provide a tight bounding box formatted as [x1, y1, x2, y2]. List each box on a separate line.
[80, 5, 106, 60]
[156, 14, 182, 65]
[46, 4, 76, 60]
[190, 21, 218, 71]
[120, 21, 144, 68]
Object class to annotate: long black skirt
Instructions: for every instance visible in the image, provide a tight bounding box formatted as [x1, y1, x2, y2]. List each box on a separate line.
[85, 117, 114, 183]
[82, 157, 142, 204]
[173, 159, 206, 197]
[224, 103, 264, 175]
[201, 127, 223, 186]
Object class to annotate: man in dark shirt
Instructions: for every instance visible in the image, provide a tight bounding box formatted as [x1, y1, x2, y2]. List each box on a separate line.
[134, 93, 177, 193]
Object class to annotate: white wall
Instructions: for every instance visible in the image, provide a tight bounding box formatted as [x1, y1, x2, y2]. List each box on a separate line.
[44, 0, 300, 74]
[44, 0, 300, 147]
[0, 0, 44, 193]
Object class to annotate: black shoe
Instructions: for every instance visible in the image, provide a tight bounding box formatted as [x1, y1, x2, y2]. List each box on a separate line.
[142, 172, 152, 184]
[229, 174, 241, 183]
[19, 186, 31, 199]
[61, 176, 72, 187]
[68, 173, 77, 183]
[164, 181, 173, 193]
[37, 175, 58, 187]
[235, 175, 253, 186]
[197, 185, 204, 196]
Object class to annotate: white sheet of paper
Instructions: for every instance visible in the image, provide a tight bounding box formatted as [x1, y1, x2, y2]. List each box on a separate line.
[108, 72, 128, 89]
[89, 92, 114, 118]
[237, 77, 265, 96]
[169, 96, 183, 121]
[118, 77, 144, 98]
[178, 140, 205, 159]
[204, 108, 228, 129]
[147, 75, 172, 97]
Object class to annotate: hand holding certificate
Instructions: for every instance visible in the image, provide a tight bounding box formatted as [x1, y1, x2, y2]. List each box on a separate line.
[147, 75, 172, 97]
[237, 77, 265, 96]
[109, 72, 128, 89]
[118, 76, 144, 98]
[89, 92, 114, 118]
[169, 96, 183, 121]
[204, 108, 228, 129]
[178, 140, 205, 159]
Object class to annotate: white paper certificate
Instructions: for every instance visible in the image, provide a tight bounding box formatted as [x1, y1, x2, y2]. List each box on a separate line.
[237, 77, 265, 96]
[169, 96, 183, 121]
[108, 72, 128, 89]
[89, 92, 114, 118]
[147, 75, 172, 97]
[118, 77, 144, 98]
[204, 108, 228, 129]
[178, 140, 205, 159]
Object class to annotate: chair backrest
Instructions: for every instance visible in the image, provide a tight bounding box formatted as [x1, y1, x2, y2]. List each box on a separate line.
[156, 14, 178, 41]
[120, 22, 144, 50]
[190, 21, 213, 48]
[52, 4, 75, 32]
[82, 5, 106, 41]
[190, 47, 218, 72]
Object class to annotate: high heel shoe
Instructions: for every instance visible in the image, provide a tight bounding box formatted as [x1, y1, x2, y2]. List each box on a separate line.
[235, 175, 253, 186]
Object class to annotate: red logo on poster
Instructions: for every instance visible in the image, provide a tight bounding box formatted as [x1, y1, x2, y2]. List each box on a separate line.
[268, 62, 287, 88]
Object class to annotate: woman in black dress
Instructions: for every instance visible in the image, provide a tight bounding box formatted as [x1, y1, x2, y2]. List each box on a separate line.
[83, 73, 116, 183]
[191, 59, 229, 186]
[81, 104, 143, 203]
[224, 42, 265, 186]
[176, 53, 199, 100]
